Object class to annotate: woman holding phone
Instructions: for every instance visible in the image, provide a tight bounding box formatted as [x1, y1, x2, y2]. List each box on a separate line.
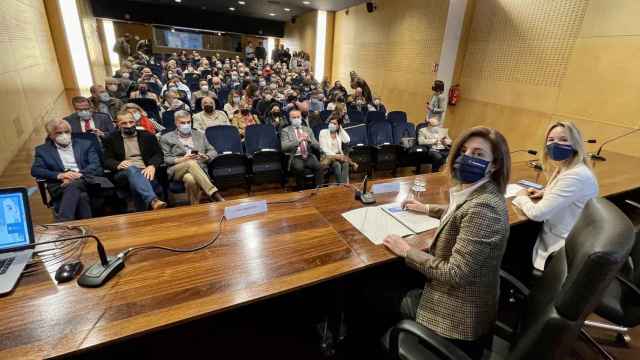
[383, 126, 511, 359]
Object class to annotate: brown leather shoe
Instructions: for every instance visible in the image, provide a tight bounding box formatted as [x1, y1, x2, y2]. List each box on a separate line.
[150, 199, 167, 210]
[210, 191, 225, 202]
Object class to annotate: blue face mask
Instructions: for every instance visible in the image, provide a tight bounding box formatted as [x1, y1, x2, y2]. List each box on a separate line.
[453, 154, 491, 184]
[546, 142, 575, 161]
[177, 124, 192, 135]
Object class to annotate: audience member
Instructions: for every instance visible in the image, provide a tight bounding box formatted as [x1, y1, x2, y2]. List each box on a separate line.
[281, 109, 323, 189]
[191, 80, 217, 108]
[103, 111, 167, 211]
[192, 96, 230, 131]
[160, 110, 224, 204]
[224, 90, 242, 118]
[427, 80, 446, 122]
[319, 115, 355, 184]
[64, 96, 114, 138]
[418, 117, 452, 172]
[232, 108, 260, 138]
[129, 83, 160, 104]
[89, 85, 123, 120]
[31, 119, 105, 221]
[105, 77, 129, 101]
[122, 103, 164, 135]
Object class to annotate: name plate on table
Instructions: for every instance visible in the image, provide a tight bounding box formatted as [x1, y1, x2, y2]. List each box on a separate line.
[224, 200, 268, 220]
[371, 182, 401, 194]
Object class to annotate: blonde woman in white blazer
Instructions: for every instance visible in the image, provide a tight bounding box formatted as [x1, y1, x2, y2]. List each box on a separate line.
[512, 121, 598, 271]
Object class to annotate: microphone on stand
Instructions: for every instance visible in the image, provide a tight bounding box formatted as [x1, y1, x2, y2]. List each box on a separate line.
[585, 139, 597, 144]
[0, 233, 124, 288]
[590, 128, 640, 161]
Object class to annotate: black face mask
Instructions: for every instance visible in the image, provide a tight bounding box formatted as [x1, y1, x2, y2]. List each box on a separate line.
[204, 105, 214, 113]
[121, 126, 137, 136]
[272, 111, 281, 116]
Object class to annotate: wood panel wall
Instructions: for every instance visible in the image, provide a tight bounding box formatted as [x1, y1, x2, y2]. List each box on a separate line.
[284, 10, 317, 65]
[448, 0, 640, 159]
[0, 0, 66, 175]
[77, 0, 107, 85]
[331, 0, 449, 123]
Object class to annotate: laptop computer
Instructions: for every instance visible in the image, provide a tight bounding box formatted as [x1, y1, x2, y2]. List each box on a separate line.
[0, 187, 35, 295]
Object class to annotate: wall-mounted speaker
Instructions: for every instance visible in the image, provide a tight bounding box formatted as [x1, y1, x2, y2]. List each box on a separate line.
[366, 2, 376, 13]
[291, 16, 297, 24]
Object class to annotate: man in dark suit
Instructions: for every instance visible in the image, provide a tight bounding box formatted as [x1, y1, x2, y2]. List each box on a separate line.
[31, 119, 103, 221]
[280, 109, 323, 189]
[64, 96, 114, 138]
[103, 110, 166, 211]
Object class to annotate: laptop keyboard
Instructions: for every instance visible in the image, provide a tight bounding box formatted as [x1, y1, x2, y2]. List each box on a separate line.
[0, 257, 15, 275]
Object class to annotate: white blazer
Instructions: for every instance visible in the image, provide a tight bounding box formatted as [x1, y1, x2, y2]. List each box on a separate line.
[512, 162, 599, 270]
[319, 128, 350, 156]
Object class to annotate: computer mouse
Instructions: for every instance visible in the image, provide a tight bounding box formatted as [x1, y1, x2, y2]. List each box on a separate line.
[55, 261, 84, 284]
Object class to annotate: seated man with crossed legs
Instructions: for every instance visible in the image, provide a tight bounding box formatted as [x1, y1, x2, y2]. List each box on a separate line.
[160, 110, 225, 204]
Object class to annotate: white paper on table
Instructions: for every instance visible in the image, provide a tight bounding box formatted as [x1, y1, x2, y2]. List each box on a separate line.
[505, 183, 526, 198]
[380, 203, 440, 234]
[342, 206, 413, 245]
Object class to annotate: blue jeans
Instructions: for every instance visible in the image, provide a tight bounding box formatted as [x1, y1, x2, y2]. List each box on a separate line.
[114, 167, 158, 211]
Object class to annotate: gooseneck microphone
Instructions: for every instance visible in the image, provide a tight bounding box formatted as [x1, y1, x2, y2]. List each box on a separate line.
[355, 175, 376, 204]
[0, 234, 123, 288]
[585, 139, 597, 144]
[591, 128, 640, 161]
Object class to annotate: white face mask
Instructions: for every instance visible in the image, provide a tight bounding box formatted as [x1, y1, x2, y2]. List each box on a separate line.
[328, 123, 338, 132]
[233, 97, 241, 104]
[55, 133, 71, 146]
[200, 85, 209, 92]
[107, 84, 118, 92]
[133, 112, 142, 121]
[290, 117, 302, 128]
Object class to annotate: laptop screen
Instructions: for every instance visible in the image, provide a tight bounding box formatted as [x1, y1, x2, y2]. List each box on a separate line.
[0, 190, 32, 250]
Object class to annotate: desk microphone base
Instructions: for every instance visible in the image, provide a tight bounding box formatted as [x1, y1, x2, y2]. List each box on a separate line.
[77, 256, 125, 288]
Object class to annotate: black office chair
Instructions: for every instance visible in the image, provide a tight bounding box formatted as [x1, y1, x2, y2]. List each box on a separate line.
[368, 120, 400, 177]
[344, 124, 373, 177]
[413, 122, 434, 174]
[244, 124, 285, 190]
[581, 198, 640, 359]
[205, 126, 250, 194]
[384, 197, 635, 360]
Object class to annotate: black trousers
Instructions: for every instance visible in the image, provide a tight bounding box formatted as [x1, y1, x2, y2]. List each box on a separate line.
[291, 154, 323, 189]
[48, 179, 92, 221]
[427, 149, 449, 172]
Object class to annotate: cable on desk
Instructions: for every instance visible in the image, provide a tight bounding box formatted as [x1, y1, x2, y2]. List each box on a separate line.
[118, 215, 226, 261]
[266, 183, 356, 205]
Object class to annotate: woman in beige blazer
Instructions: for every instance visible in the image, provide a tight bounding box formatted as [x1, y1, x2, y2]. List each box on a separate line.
[384, 126, 512, 359]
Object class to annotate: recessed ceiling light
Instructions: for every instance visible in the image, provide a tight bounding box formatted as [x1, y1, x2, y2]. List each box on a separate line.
[303, 1, 311, 4]
[174, 0, 181, 3]
[238, 1, 246, 4]
[269, 13, 276, 16]
[284, 8, 291, 11]
[229, 7, 236, 11]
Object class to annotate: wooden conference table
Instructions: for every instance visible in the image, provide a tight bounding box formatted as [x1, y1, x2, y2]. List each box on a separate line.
[1, 151, 639, 359]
